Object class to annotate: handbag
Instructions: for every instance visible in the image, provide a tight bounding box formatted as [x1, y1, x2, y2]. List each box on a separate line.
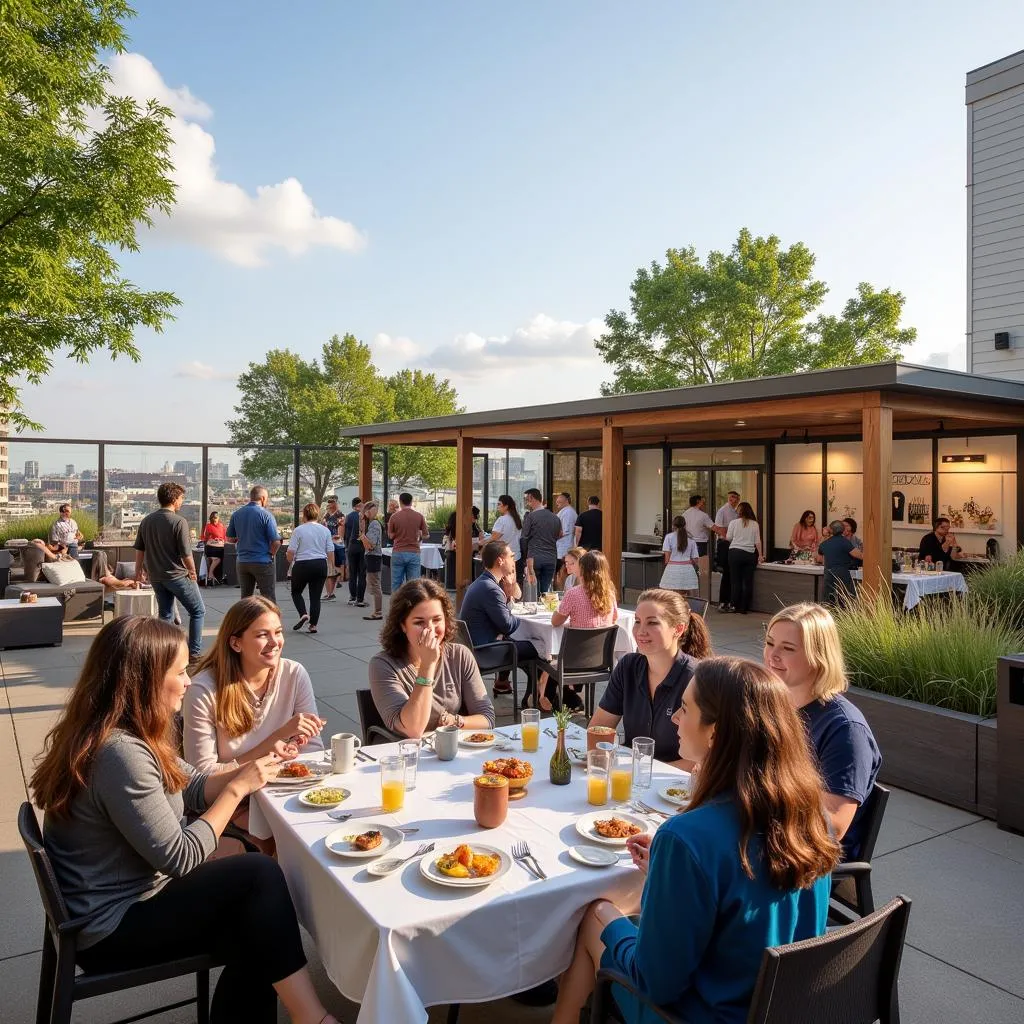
[366, 553, 383, 573]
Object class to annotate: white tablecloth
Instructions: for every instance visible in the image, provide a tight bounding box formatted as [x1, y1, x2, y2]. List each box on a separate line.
[510, 609, 636, 661]
[852, 569, 968, 610]
[382, 543, 445, 571]
[250, 728, 684, 1024]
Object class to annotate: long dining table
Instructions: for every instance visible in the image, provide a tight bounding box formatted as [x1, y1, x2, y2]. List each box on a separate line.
[249, 724, 688, 1024]
[510, 607, 637, 661]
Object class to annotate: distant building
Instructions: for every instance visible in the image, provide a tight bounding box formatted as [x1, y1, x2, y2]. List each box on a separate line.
[208, 461, 230, 482]
[173, 460, 201, 482]
[24, 460, 39, 479]
[40, 477, 80, 496]
[107, 471, 187, 490]
[0, 422, 8, 510]
[65, 464, 75, 476]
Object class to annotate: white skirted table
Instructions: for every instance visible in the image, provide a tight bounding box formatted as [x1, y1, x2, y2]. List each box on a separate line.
[852, 569, 968, 610]
[510, 608, 637, 661]
[381, 543, 445, 571]
[113, 587, 157, 619]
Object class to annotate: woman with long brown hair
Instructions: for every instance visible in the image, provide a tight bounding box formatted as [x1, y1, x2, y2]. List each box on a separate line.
[552, 657, 840, 1024]
[30, 616, 338, 1024]
[659, 514, 699, 595]
[587, 588, 711, 767]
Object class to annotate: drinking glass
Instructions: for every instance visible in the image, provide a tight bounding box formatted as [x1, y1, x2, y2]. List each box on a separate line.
[632, 737, 655, 792]
[521, 708, 540, 752]
[380, 755, 406, 812]
[610, 749, 633, 802]
[587, 749, 610, 806]
[398, 739, 419, 791]
[935, 561, 943, 573]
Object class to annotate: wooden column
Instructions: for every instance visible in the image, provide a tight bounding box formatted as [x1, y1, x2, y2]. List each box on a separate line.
[358, 442, 373, 505]
[861, 399, 893, 593]
[601, 423, 624, 591]
[455, 433, 474, 608]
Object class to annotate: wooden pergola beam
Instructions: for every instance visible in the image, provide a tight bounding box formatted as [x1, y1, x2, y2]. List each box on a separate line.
[601, 423, 624, 589]
[861, 400, 893, 593]
[358, 442, 373, 505]
[455, 433, 474, 608]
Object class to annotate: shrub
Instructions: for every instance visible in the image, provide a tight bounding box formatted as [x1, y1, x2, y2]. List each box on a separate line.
[0, 510, 99, 546]
[967, 548, 1024, 628]
[428, 504, 456, 531]
[834, 590, 1024, 717]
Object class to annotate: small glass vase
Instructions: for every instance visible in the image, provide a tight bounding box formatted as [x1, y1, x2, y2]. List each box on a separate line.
[549, 727, 572, 785]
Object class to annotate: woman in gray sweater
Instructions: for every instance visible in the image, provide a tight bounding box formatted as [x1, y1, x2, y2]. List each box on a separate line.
[30, 616, 338, 1024]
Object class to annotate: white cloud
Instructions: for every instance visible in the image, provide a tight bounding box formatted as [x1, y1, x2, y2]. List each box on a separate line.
[371, 331, 423, 368]
[174, 360, 236, 381]
[105, 53, 366, 267]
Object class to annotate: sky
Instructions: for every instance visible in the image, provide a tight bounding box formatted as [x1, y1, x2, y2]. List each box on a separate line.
[15, 0, 1024, 445]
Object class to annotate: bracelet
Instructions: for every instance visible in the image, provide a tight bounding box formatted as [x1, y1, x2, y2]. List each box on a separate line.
[414, 676, 434, 687]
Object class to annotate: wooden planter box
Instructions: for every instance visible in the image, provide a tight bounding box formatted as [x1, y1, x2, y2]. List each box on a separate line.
[846, 686, 997, 818]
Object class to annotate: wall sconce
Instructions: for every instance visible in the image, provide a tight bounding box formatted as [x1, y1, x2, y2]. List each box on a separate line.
[941, 454, 986, 464]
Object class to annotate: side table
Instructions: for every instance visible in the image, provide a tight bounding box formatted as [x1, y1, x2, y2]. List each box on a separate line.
[0, 597, 63, 649]
[114, 588, 157, 619]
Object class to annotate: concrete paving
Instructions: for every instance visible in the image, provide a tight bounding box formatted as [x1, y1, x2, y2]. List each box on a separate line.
[1, 588, 1022, 1023]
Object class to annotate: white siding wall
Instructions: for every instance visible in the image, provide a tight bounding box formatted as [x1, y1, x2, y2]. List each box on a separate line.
[967, 53, 1024, 378]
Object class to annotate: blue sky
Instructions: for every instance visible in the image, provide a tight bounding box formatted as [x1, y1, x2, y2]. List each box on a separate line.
[18, 0, 1024, 443]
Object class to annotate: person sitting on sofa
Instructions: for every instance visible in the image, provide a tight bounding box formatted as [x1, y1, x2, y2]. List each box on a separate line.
[30, 541, 137, 593]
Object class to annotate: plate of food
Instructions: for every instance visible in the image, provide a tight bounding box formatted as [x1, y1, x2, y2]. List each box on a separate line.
[511, 602, 539, 616]
[325, 823, 404, 859]
[420, 842, 511, 887]
[460, 731, 497, 748]
[298, 785, 351, 809]
[267, 761, 329, 786]
[481, 756, 534, 794]
[659, 781, 692, 807]
[575, 811, 652, 847]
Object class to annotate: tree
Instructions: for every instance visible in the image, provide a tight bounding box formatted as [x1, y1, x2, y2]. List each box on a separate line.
[0, 1, 179, 428]
[227, 335, 393, 505]
[596, 229, 914, 394]
[384, 369, 463, 491]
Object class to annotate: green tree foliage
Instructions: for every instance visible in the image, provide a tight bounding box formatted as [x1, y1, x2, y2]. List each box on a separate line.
[0, 1, 180, 427]
[596, 229, 916, 394]
[385, 369, 463, 491]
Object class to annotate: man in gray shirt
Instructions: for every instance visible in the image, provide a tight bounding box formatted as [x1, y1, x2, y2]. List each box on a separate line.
[135, 482, 206, 660]
[521, 487, 562, 595]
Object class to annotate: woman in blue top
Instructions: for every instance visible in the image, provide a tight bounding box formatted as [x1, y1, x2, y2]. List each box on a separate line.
[551, 657, 841, 1024]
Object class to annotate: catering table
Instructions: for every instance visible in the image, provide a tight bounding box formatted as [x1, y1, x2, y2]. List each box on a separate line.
[250, 726, 685, 1024]
[510, 608, 637, 662]
[113, 587, 157, 619]
[853, 569, 969, 610]
[381, 543, 445, 572]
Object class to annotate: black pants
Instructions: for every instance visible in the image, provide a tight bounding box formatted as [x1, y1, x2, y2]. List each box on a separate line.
[347, 545, 366, 602]
[77, 855, 306, 1024]
[290, 557, 328, 625]
[716, 539, 732, 605]
[238, 560, 276, 602]
[728, 548, 757, 613]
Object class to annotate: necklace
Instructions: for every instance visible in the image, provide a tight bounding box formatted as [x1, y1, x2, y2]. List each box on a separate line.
[243, 678, 271, 709]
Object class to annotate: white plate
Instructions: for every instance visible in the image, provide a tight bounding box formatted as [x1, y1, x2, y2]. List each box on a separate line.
[419, 844, 512, 887]
[569, 844, 620, 868]
[658, 782, 692, 807]
[298, 785, 351, 809]
[266, 763, 330, 786]
[575, 810, 652, 847]
[325, 823, 404, 859]
[459, 731, 498, 749]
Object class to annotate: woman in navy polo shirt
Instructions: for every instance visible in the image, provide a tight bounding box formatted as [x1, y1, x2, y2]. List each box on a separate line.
[763, 602, 882, 859]
[587, 589, 712, 767]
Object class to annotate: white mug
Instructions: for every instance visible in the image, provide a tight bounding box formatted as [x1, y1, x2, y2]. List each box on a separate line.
[331, 732, 361, 773]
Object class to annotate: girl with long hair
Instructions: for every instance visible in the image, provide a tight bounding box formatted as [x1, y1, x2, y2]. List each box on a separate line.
[588, 588, 711, 767]
[552, 657, 840, 1024]
[764, 603, 881, 858]
[489, 494, 524, 581]
[725, 501, 763, 614]
[202, 511, 227, 584]
[789, 509, 820, 555]
[560, 545, 586, 589]
[285, 502, 335, 633]
[31, 616, 338, 1024]
[360, 500, 384, 620]
[368, 578, 495, 738]
[660, 514, 699, 595]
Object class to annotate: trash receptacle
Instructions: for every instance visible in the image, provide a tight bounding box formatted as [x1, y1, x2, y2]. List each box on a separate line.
[996, 653, 1024, 834]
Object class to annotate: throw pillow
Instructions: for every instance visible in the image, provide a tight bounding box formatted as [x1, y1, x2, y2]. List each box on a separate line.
[115, 561, 137, 580]
[41, 560, 88, 586]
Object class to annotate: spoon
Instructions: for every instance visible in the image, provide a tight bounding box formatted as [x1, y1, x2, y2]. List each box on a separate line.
[370, 842, 435, 875]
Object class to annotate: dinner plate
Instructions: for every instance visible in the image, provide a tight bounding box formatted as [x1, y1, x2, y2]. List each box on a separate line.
[569, 844, 620, 868]
[298, 785, 351, 809]
[459, 731, 498, 749]
[658, 782, 692, 807]
[325, 823, 404, 859]
[575, 810, 652, 847]
[266, 763, 331, 786]
[419, 844, 512, 887]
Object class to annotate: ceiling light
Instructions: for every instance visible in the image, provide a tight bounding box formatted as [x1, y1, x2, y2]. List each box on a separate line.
[735, 420, 746, 426]
[730, 449, 743, 454]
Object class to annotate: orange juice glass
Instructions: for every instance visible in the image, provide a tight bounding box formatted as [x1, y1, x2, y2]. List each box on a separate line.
[521, 708, 540, 753]
[587, 749, 610, 806]
[380, 755, 406, 812]
[611, 768, 632, 802]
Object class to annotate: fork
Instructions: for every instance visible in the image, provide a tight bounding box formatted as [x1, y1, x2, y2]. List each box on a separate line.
[543, 727, 558, 739]
[511, 840, 547, 880]
[632, 799, 669, 820]
[373, 841, 435, 875]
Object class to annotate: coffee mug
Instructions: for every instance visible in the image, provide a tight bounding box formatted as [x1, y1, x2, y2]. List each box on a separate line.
[331, 732, 361, 773]
[434, 724, 460, 761]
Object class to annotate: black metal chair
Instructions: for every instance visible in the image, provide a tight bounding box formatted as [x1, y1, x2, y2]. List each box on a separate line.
[455, 618, 540, 723]
[687, 597, 709, 618]
[591, 895, 912, 1024]
[355, 688, 403, 745]
[19, 802, 221, 1024]
[547, 625, 619, 718]
[830, 783, 891, 924]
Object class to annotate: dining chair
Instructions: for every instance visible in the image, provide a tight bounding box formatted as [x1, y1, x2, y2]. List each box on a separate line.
[355, 689, 403, 745]
[455, 618, 538, 723]
[18, 801, 221, 1024]
[687, 597, 709, 618]
[590, 895, 912, 1024]
[829, 782, 891, 925]
[547, 625, 618, 718]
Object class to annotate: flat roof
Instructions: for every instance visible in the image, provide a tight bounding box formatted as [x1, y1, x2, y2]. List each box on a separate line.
[341, 361, 1024, 439]
[966, 49, 1024, 104]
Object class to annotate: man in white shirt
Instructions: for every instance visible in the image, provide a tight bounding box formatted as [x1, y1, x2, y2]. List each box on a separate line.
[554, 492, 577, 583]
[682, 494, 715, 586]
[50, 503, 84, 558]
[713, 491, 741, 611]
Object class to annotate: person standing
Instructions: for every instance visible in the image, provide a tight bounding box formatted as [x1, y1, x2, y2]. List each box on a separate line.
[714, 490, 741, 612]
[134, 483, 206, 663]
[682, 494, 715, 586]
[818, 520, 862, 605]
[489, 494, 523, 581]
[384, 498, 400, 530]
[387, 492, 430, 590]
[201, 512, 227, 585]
[659, 516, 700, 596]
[344, 497, 367, 608]
[360, 501, 384, 620]
[521, 488, 562, 595]
[226, 486, 281, 601]
[285, 503, 334, 634]
[321, 496, 346, 600]
[50, 503, 84, 558]
[573, 495, 603, 551]
[725, 502, 763, 615]
[554, 492, 578, 585]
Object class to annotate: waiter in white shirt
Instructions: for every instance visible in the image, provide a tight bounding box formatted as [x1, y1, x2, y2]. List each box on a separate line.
[713, 491, 741, 611]
[682, 494, 715, 594]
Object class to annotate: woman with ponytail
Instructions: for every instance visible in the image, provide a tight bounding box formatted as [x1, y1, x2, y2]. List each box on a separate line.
[586, 588, 711, 768]
[659, 514, 699, 595]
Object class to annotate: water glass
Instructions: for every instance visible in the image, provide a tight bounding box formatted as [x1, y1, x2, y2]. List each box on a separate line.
[398, 739, 419, 791]
[632, 736, 655, 792]
[935, 561, 944, 573]
[380, 755, 406, 812]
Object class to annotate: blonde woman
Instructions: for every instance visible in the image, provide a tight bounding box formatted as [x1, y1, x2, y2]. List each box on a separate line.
[560, 546, 586, 590]
[764, 603, 881, 858]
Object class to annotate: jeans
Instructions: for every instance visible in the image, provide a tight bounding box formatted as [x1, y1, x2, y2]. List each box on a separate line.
[532, 560, 556, 596]
[727, 548, 757, 614]
[77, 855, 306, 1024]
[67, 542, 79, 559]
[365, 570, 383, 615]
[347, 545, 366, 602]
[391, 551, 421, 590]
[290, 558, 328, 625]
[238, 560, 276, 602]
[152, 577, 205, 657]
